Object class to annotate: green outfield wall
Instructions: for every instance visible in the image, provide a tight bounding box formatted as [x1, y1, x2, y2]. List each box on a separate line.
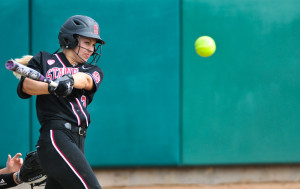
[0, 0, 299, 167]
[182, 0, 300, 165]
[0, 0, 30, 165]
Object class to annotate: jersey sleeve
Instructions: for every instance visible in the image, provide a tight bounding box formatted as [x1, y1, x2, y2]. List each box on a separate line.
[0, 173, 18, 188]
[17, 52, 43, 99]
[78, 65, 104, 104]
[79, 65, 103, 92]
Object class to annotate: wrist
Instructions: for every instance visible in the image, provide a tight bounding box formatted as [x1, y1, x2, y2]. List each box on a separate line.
[15, 171, 23, 184]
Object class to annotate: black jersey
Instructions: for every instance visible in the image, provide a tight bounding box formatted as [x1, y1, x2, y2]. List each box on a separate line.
[24, 51, 103, 127]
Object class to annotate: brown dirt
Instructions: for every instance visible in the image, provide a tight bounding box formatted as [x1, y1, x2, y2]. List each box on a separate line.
[105, 182, 300, 189]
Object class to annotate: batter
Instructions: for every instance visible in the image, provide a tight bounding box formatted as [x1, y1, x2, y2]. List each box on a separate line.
[17, 15, 105, 189]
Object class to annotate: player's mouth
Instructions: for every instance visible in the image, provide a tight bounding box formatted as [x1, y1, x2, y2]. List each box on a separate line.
[84, 54, 91, 59]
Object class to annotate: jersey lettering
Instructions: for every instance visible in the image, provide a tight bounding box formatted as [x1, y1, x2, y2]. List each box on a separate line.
[46, 67, 79, 80]
[81, 95, 87, 108]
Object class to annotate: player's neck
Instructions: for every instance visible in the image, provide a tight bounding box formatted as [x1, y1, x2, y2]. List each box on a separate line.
[63, 50, 79, 67]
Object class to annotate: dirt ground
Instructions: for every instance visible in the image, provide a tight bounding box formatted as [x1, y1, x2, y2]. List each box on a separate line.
[12, 182, 300, 188]
[106, 182, 300, 189]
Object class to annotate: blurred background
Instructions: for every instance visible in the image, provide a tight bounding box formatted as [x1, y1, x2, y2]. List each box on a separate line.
[0, 0, 300, 187]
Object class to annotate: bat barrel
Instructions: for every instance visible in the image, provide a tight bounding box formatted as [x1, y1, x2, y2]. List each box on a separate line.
[5, 60, 15, 71]
[5, 59, 56, 87]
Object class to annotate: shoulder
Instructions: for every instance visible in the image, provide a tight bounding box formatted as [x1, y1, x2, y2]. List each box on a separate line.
[79, 64, 103, 84]
[32, 51, 52, 58]
[92, 65, 103, 74]
[30, 51, 53, 62]
[82, 64, 101, 69]
[28, 51, 54, 69]
[80, 64, 103, 74]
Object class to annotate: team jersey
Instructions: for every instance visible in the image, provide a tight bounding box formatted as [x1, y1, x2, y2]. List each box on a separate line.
[22, 51, 103, 127]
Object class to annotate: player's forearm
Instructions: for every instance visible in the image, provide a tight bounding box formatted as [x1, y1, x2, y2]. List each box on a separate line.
[0, 173, 18, 188]
[22, 78, 50, 95]
[0, 167, 8, 174]
[72, 72, 93, 90]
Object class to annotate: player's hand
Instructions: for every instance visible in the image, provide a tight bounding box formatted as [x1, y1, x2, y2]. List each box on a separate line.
[6, 153, 23, 173]
[48, 74, 74, 97]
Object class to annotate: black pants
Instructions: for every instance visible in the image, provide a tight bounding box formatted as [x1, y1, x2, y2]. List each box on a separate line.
[36, 120, 101, 189]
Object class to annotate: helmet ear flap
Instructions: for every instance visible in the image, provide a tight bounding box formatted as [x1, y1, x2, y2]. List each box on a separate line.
[63, 35, 78, 49]
[72, 34, 79, 48]
[64, 39, 71, 49]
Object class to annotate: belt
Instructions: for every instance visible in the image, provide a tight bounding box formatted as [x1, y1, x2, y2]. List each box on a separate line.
[64, 123, 87, 137]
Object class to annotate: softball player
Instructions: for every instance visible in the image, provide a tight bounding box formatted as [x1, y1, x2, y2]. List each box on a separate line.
[17, 15, 105, 189]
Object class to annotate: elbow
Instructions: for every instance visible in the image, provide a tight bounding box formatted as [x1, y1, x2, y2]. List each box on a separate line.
[22, 86, 32, 95]
[17, 77, 32, 99]
[22, 79, 33, 95]
[80, 79, 92, 90]
[84, 77, 94, 91]
[79, 77, 93, 90]
[73, 73, 93, 90]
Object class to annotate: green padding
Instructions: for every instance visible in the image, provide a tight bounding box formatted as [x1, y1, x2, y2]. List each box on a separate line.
[31, 0, 180, 166]
[0, 0, 30, 167]
[182, 0, 300, 165]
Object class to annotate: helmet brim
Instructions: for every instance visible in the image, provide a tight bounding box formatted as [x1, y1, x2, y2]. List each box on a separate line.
[76, 31, 105, 45]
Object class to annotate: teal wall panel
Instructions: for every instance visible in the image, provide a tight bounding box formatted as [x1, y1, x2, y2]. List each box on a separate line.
[31, 0, 180, 166]
[3, 0, 298, 168]
[182, 0, 300, 165]
[0, 0, 30, 167]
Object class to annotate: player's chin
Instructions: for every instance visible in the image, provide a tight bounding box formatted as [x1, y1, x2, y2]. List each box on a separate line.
[83, 55, 91, 62]
[79, 57, 89, 64]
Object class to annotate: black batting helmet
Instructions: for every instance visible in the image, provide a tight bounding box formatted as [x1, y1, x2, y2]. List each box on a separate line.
[58, 15, 105, 49]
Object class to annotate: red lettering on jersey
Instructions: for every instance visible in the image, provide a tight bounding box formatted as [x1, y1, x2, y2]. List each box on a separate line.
[92, 71, 100, 83]
[52, 68, 58, 79]
[46, 67, 79, 80]
[72, 69, 79, 74]
[66, 68, 72, 74]
[58, 68, 64, 78]
[46, 70, 53, 80]
[81, 95, 87, 108]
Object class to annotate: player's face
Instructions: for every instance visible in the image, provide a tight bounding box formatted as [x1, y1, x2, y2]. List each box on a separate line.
[74, 36, 97, 63]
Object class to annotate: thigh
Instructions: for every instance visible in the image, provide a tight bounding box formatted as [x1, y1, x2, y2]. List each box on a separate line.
[37, 129, 101, 189]
[45, 176, 64, 189]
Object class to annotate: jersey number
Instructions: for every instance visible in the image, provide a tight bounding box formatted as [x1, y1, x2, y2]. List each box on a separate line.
[81, 96, 87, 108]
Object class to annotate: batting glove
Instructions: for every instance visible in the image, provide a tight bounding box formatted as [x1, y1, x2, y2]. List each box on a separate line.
[48, 74, 74, 97]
